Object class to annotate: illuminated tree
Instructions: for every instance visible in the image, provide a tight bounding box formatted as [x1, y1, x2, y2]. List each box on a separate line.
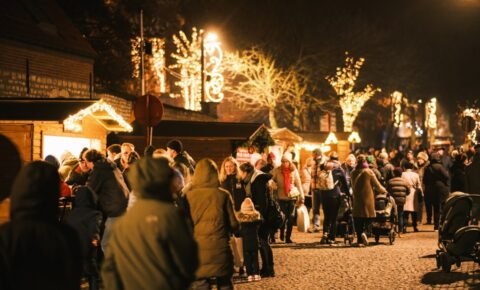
[326, 52, 381, 132]
[223, 48, 290, 129]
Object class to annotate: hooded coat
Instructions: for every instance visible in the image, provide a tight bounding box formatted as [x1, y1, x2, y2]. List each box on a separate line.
[102, 157, 198, 290]
[0, 161, 82, 290]
[423, 158, 450, 203]
[351, 168, 387, 218]
[185, 159, 238, 279]
[86, 158, 129, 218]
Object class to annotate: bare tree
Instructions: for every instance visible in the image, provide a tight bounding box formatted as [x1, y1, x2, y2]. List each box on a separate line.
[223, 48, 291, 129]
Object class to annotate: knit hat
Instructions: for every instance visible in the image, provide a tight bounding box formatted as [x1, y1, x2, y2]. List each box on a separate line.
[240, 197, 256, 214]
[417, 152, 429, 161]
[166, 139, 183, 153]
[281, 152, 292, 162]
[44, 155, 60, 169]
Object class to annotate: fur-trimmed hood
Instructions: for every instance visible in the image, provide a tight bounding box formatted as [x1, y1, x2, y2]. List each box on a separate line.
[236, 211, 261, 223]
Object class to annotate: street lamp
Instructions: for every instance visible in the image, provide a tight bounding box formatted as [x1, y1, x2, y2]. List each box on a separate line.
[348, 131, 361, 151]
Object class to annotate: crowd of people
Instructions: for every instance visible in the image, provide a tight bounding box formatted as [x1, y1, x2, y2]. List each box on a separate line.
[0, 132, 479, 290]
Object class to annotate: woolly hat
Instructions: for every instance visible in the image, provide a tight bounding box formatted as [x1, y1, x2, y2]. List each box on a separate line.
[417, 152, 429, 161]
[240, 197, 256, 213]
[281, 152, 292, 162]
[166, 139, 183, 153]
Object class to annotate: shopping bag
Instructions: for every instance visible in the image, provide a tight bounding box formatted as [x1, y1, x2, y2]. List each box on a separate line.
[296, 204, 310, 232]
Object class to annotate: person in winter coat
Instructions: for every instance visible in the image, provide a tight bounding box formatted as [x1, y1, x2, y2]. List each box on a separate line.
[378, 152, 395, 185]
[341, 154, 356, 191]
[319, 153, 349, 244]
[351, 155, 387, 246]
[101, 157, 198, 290]
[416, 152, 430, 224]
[450, 152, 467, 193]
[167, 139, 196, 174]
[423, 153, 450, 230]
[66, 186, 102, 290]
[466, 145, 480, 195]
[387, 167, 410, 234]
[0, 161, 82, 290]
[401, 162, 422, 233]
[270, 154, 304, 244]
[236, 198, 262, 282]
[239, 162, 275, 277]
[300, 157, 314, 211]
[59, 151, 79, 181]
[83, 149, 130, 252]
[220, 156, 247, 211]
[65, 147, 90, 186]
[185, 159, 238, 290]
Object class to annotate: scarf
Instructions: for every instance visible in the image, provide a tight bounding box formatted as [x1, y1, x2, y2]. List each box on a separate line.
[282, 167, 291, 198]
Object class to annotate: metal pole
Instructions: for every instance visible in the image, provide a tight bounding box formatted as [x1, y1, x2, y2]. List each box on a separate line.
[140, 10, 153, 146]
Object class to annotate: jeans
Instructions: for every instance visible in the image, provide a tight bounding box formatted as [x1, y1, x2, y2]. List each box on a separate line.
[312, 189, 323, 229]
[190, 276, 233, 290]
[424, 193, 433, 223]
[354, 217, 370, 244]
[278, 200, 295, 241]
[101, 216, 120, 252]
[244, 250, 259, 276]
[403, 211, 418, 230]
[397, 205, 404, 232]
[322, 194, 340, 240]
[258, 224, 274, 275]
[433, 200, 442, 229]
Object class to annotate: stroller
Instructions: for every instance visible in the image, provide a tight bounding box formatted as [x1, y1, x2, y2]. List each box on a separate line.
[336, 193, 355, 245]
[435, 192, 480, 272]
[371, 194, 397, 245]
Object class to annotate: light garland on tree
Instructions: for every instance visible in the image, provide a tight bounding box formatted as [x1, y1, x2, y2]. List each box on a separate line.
[170, 28, 224, 111]
[326, 52, 381, 132]
[463, 108, 480, 144]
[131, 37, 166, 93]
[391, 91, 403, 127]
[64, 99, 133, 132]
[425, 98, 437, 129]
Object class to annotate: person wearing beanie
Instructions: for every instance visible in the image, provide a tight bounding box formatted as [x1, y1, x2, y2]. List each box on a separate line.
[377, 152, 394, 184]
[423, 152, 450, 229]
[102, 157, 198, 290]
[166, 139, 196, 174]
[236, 198, 262, 282]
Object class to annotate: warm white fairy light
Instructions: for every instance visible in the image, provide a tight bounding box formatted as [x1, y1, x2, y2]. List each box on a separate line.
[131, 37, 166, 93]
[326, 52, 381, 132]
[324, 132, 338, 144]
[170, 28, 224, 110]
[425, 98, 437, 129]
[463, 108, 480, 144]
[64, 99, 133, 132]
[391, 91, 403, 127]
[348, 131, 361, 143]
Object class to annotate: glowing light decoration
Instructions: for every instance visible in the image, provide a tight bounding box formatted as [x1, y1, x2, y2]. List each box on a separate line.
[425, 98, 437, 129]
[324, 132, 338, 144]
[301, 142, 331, 153]
[131, 37, 166, 93]
[391, 91, 403, 127]
[170, 28, 224, 110]
[64, 99, 133, 133]
[348, 131, 361, 144]
[463, 108, 480, 144]
[326, 52, 381, 132]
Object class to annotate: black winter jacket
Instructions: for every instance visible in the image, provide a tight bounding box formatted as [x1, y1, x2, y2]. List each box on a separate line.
[387, 177, 410, 206]
[221, 175, 246, 211]
[423, 160, 450, 202]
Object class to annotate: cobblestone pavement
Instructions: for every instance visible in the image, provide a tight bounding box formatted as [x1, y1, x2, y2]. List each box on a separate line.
[234, 224, 480, 290]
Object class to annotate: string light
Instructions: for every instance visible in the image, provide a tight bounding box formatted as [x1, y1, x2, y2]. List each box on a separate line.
[64, 99, 133, 132]
[425, 97, 437, 129]
[326, 52, 381, 132]
[170, 28, 224, 110]
[348, 131, 361, 143]
[463, 108, 480, 144]
[324, 132, 338, 144]
[391, 91, 403, 127]
[131, 37, 166, 93]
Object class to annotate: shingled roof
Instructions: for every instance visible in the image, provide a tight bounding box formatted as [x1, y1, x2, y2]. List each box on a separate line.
[0, 0, 96, 58]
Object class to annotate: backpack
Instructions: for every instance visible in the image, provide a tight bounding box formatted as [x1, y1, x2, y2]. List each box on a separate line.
[318, 170, 335, 190]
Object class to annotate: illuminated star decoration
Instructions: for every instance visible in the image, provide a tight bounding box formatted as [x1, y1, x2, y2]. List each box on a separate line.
[326, 52, 381, 132]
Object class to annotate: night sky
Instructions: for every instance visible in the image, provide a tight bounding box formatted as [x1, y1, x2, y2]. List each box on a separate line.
[183, 0, 480, 109]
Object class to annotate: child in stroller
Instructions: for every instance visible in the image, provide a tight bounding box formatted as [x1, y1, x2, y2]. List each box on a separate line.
[371, 194, 397, 245]
[436, 192, 480, 272]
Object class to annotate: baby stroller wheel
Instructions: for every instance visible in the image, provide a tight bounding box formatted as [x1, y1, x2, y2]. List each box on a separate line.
[374, 235, 380, 244]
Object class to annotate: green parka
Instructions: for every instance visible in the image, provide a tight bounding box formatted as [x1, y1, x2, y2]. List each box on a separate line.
[185, 158, 238, 279]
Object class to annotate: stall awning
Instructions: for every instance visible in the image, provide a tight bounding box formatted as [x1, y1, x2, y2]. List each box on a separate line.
[269, 127, 303, 143]
[0, 98, 132, 132]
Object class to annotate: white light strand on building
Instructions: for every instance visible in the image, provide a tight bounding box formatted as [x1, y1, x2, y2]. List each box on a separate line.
[326, 52, 381, 132]
[203, 33, 224, 103]
[131, 37, 166, 93]
[425, 97, 437, 129]
[64, 99, 133, 133]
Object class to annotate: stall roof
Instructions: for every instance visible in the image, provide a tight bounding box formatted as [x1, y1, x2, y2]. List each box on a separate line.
[125, 120, 268, 140]
[0, 98, 132, 132]
[269, 127, 303, 143]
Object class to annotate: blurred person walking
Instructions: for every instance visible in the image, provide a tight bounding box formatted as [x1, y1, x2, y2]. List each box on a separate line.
[401, 162, 422, 233]
[423, 153, 450, 230]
